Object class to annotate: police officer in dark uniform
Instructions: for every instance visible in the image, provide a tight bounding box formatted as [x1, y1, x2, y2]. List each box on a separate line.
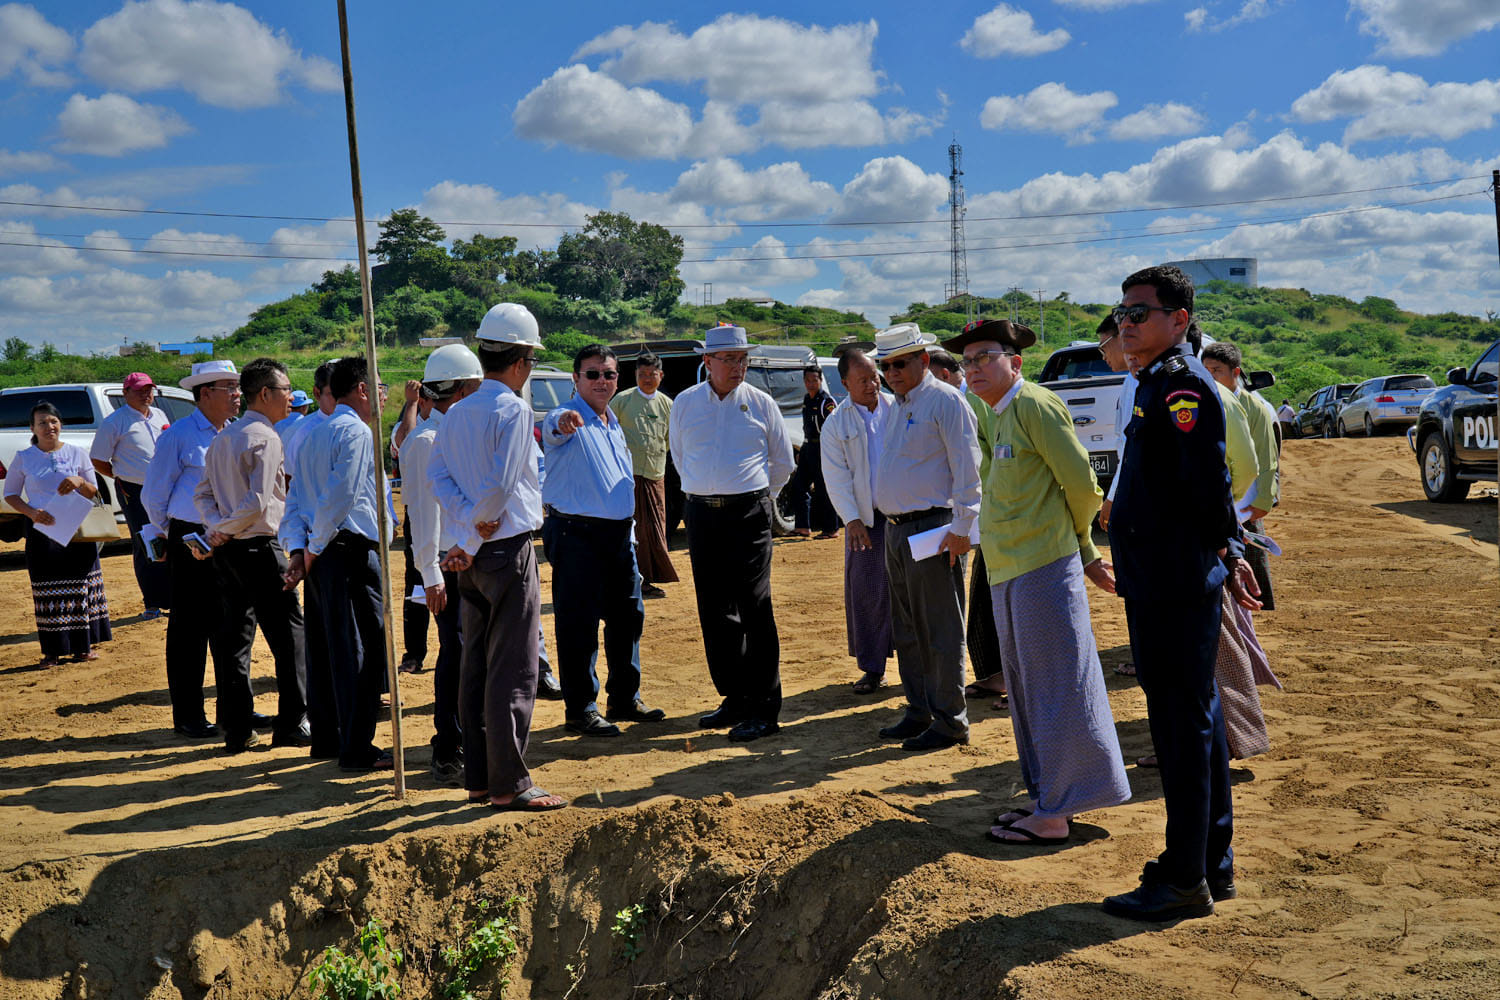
[1102, 264, 1260, 922]
[789, 365, 840, 538]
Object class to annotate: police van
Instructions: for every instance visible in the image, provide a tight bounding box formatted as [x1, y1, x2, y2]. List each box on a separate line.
[1408, 339, 1499, 502]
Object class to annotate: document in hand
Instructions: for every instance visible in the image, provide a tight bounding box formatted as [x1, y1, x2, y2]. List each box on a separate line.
[408, 584, 427, 605]
[38, 490, 94, 547]
[906, 518, 982, 561]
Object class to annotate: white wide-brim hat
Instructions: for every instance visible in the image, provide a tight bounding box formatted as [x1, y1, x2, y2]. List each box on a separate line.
[694, 325, 750, 354]
[180, 359, 240, 390]
[872, 322, 936, 360]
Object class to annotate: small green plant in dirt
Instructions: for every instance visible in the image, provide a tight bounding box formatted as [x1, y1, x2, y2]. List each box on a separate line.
[612, 902, 648, 962]
[309, 918, 403, 999]
[439, 896, 522, 999]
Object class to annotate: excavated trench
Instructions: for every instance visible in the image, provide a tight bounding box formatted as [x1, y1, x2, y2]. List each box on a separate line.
[0, 792, 1078, 1000]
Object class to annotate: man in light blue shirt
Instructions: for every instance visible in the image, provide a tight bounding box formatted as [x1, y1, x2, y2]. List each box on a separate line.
[92, 372, 171, 617]
[429, 302, 565, 812]
[143, 359, 241, 740]
[541, 344, 662, 738]
[274, 388, 312, 438]
[293, 355, 390, 772]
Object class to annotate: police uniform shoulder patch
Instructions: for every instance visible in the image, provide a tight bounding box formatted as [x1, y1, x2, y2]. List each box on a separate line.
[1163, 355, 1191, 376]
[1166, 389, 1201, 433]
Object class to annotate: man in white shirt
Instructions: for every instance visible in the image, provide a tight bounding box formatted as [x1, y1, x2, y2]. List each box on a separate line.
[401, 344, 484, 784]
[870, 323, 982, 752]
[669, 325, 795, 742]
[430, 302, 566, 812]
[820, 348, 893, 693]
[91, 372, 171, 617]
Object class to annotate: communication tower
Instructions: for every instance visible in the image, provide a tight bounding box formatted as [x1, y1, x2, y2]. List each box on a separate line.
[947, 140, 972, 323]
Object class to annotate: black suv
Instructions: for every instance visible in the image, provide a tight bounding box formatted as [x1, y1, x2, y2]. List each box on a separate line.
[1408, 339, 1498, 502]
[1295, 383, 1356, 439]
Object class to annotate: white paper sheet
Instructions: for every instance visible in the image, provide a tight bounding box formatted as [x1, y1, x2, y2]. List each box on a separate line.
[407, 584, 426, 605]
[906, 518, 982, 561]
[38, 491, 94, 547]
[1243, 528, 1282, 557]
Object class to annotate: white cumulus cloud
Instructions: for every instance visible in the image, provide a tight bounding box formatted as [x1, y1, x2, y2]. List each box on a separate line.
[79, 0, 340, 109]
[980, 83, 1119, 141]
[669, 159, 839, 222]
[414, 181, 597, 247]
[1349, 0, 1500, 57]
[1108, 102, 1207, 141]
[512, 64, 700, 159]
[1290, 65, 1500, 143]
[0, 148, 63, 176]
[1186, 0, 1277, 33]
[56, 93, 191, 157]
[831, 156, 949, 224]
[961, 4, 1071, 58]
[0, 3, 73, 86]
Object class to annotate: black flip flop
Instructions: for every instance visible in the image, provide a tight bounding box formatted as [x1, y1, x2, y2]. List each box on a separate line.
[985, 825, 1069, 846]
[491, 787, 567, 812]
[993, 807, 1033, 827]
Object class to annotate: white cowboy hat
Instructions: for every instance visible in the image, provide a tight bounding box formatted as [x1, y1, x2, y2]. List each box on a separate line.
[871, 323, 935, 360]
[694, 325, 751, 355]
[179, 359, 240, 390]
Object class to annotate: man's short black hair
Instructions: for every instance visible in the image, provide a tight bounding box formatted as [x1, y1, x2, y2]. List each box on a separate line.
[636, 351, 661, 369]
[1096, 313, 1117, 337]
[313, 359, 335, 392]
[1186, 320, 1205, 356]
[803, 365, 822, 378]
[240, 357, 287, 399]
[927, 349, 959, 374]
[837, 347, 872, 379]
[329, 355, 368, 399]
[573, 343, 616, 374]
[478, 343, 533, 375]
[1201, 342, 1243, 372]
[1122, 264, 1194, 315]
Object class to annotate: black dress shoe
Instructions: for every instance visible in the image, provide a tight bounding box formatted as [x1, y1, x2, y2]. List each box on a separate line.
[1209, 877, 1237, 901]
[606, 700, 666, 723]
[271, 728, 313, 748]
[174, 720, 218, 739]
[727, 718, 779, 742]
[877, 717, 927, 740]
[537, 674, 564, 700]
[699, 705, 744, 728]
[224, 731, 262, 754]
[1102, 878, 1214, 922]
[641, 584, 667, 599]
[565, 711, 621, 737]
[250, 711, 274, 730]
[901, 728, 969, 751]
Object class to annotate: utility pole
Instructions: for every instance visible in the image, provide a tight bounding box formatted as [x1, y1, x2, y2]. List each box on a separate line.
[1492, 169, 1499, 275]
[1035, 288, 1045, 341]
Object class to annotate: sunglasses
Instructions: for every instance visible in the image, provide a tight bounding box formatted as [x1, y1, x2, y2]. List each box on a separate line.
[960, 349, 1013, 371]
[580, 370, 618, 381]
[877, 356, 916, 373]
[1111, 303, 1181, 325]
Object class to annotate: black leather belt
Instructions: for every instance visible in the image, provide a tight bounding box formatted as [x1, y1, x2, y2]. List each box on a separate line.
[332, 529, 378, 550]
[545, 506, 630, 528]
[686, 488, 769, 508]
[881, 506, 949, 526]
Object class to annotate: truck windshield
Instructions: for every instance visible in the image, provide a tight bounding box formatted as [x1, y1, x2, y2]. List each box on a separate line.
[0, 389, 96, 429]
[1040, 350, 1115, 383]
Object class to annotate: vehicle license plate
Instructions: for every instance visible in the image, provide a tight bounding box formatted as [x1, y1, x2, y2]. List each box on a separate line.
[1089, 453, 1114, 476]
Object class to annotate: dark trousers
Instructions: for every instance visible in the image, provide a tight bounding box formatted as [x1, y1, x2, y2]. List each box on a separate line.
[966, 547, 1004, 683]
[214, 537, 308, 743]
[165, 519, 235, 728]
[458, 533, 540, 798]
[310, 533, 385, 768]
[789, 442, 839, 533]
[1243, 518, 1275, 611]
[542, 514, 644, 718]
[115, 479, 170, 609]
[1124, 591, 1234, 889]
[401, 512, 430, 663]
[432, 567, 463, 759]
[303, 571, 338, 758]
[884, 511, 969, 739]
[684, 492, 781, 721]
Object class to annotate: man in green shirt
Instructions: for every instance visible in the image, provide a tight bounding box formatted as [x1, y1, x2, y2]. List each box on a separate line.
[942, 319, 1130, 847]
[610, 352, 678, 598]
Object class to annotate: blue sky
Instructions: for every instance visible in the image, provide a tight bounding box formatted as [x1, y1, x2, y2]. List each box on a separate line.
[1, 0, 1497, 353]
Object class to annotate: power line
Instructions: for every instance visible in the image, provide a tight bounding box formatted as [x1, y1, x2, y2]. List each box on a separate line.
[0, 173, 1486, 231]
[0, 188, 1486, 266]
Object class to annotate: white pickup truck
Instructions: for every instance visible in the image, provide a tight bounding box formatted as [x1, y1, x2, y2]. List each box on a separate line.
[0, 382, 197, 541]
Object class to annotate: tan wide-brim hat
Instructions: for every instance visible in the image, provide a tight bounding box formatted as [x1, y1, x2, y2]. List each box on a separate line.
[871, 322, 936, 360]
[940, 318, 1037, 355]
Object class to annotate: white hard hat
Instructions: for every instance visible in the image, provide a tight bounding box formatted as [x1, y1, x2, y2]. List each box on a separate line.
[423, 343, 483, 384]
[476, 302, 541, 347]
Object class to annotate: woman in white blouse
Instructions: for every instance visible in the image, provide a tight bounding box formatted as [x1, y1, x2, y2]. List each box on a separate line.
[3, 401, 112, 665]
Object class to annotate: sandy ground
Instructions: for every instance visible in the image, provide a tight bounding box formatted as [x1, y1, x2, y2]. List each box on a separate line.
[0, 437, 1496, 999]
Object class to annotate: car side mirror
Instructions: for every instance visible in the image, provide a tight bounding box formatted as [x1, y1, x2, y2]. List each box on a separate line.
[1246, 370, 1275, 391]
[1447, 367, 1468, 386]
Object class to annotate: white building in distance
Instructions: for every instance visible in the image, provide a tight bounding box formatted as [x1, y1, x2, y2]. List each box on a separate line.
[1165, 258, 1258, 288]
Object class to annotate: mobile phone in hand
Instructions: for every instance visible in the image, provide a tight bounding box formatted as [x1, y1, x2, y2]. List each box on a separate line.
[183, 532, 212, 557]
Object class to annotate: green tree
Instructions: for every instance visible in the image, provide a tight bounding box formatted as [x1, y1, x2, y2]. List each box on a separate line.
[3, 337, 32, 362]
[372, 209, 447, 266]
[550, 211, 685, 310]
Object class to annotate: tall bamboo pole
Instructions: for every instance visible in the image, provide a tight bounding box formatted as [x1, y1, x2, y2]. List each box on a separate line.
[336, 0, 405, 798]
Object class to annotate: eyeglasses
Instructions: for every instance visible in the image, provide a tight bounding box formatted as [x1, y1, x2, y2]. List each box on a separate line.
[1111, 303, 1181, 326]
[202, 384, 241, 394]
[267, 384, 293, 395]
[1097, 333, 1118, 349]
[520, 356, 539, 368]
[580, 370, 618, 381]
[960, 349, 1013, 371]
[706, 355, 749, 368]
[877, 356, 916, 373]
